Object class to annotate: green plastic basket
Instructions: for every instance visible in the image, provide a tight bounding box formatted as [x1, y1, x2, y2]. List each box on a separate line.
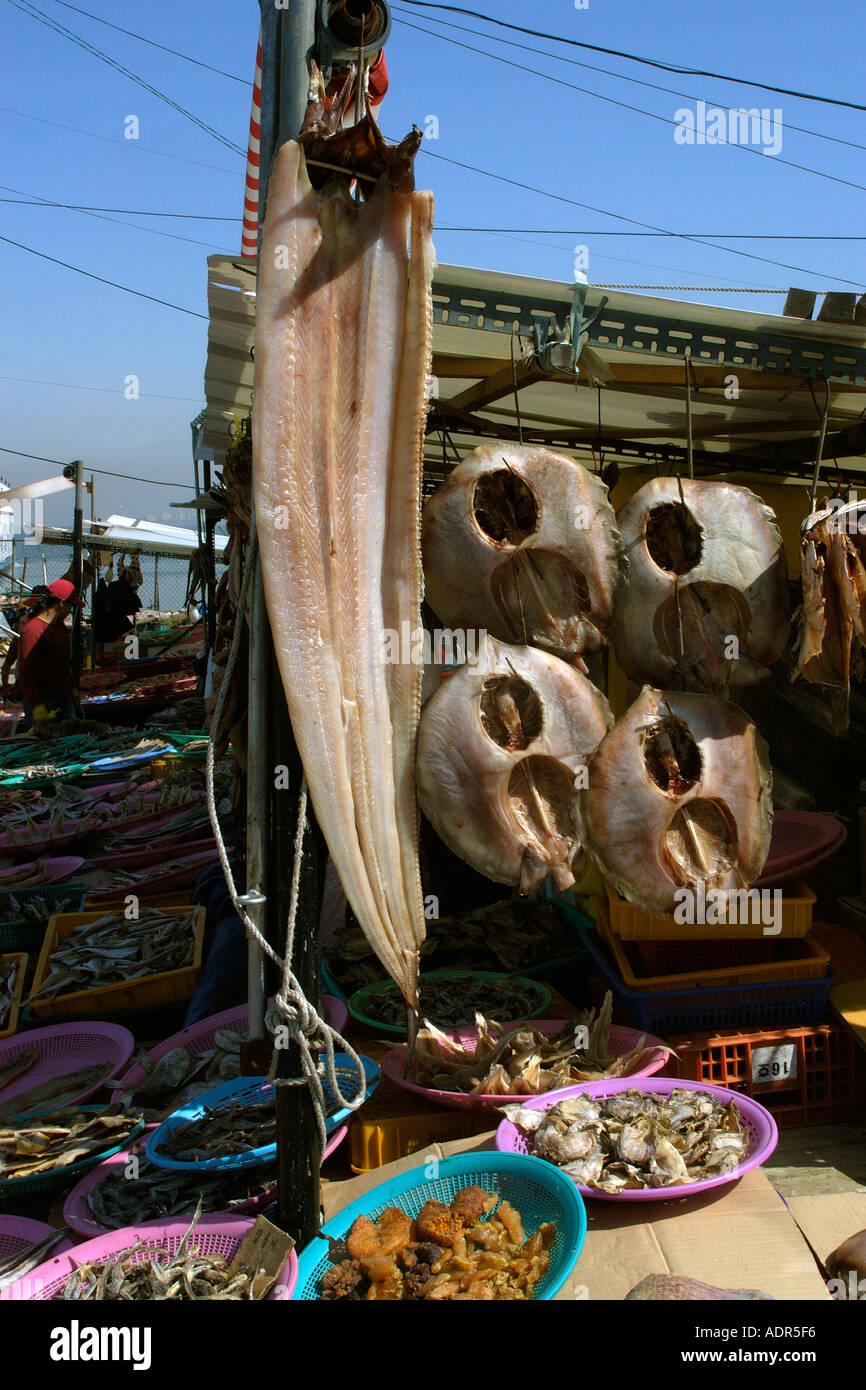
[347, 970, 553, 1038]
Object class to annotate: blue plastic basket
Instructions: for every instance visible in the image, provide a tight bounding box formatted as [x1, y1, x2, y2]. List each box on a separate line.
[579, 926, 834, 1033]
[293, 1151, 587, 1301]
[146, 1054, 380, 1174]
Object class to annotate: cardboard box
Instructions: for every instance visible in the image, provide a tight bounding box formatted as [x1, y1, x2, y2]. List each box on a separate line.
[788, 1192, 866, 1293]
[321, 1133, 830, 1301]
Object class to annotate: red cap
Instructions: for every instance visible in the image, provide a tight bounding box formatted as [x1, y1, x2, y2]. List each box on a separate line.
[48, 579, 85, 608]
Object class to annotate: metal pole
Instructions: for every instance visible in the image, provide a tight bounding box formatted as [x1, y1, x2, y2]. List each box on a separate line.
[71, 459, 84, 685]
[153, 554, 160, 612]
[89, 477, 97, 665]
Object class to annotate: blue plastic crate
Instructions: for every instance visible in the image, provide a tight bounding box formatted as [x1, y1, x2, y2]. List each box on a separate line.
[578, 925, 834, 1034]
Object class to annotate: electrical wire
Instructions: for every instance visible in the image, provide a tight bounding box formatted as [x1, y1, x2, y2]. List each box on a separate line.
[41, 0, 250, 84]
[0, 374, 203, 403]
[0, 106, 243, 176]
[0, 448, 190, 489]
[0, 233, 208, 319]
[0, 187, 234, 252]
[394, 14, 866, 196]
[395, 1, 866, 111]
[0, 198, 239, 220]
[391, 5, 866, 157]
[7, 0, 246, 156]
[436, 228, 866, 240]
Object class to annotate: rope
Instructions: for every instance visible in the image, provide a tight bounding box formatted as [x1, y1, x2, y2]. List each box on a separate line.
[204, 530, 368, 1153]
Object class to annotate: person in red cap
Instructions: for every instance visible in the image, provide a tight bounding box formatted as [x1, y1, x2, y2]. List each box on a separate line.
[16, 579, 84, 730]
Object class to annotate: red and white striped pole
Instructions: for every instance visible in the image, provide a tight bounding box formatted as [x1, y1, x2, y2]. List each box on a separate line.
[241, 29, 263, 260]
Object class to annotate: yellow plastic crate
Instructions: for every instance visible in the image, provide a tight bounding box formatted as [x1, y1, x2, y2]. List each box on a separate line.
[601, 878, 816, 940]
[29, 907, 205, 1019]
[0, 952, 28, 1039]
[349, 1082, 492, 1174]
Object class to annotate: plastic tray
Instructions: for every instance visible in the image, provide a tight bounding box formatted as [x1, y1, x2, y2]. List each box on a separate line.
[83, 852, 218, 904]
[90, 836, 215, 873]
[109, 994, 349, 1104]
[598, 879, 817, 941]
[0, 1106, 145, 1200]
[753, 812, 847, 888]
[496, 1076, 779, 1202]
[146, 1056, 380, 1173]
[664, 1022, 857, 1129]
[349, 1096, 493, 1173]
[1, 1214, 298, 1302]
[29, 906, 206, 1019]
[0, 1217, 74, 1269]
[0, 1021, 135, 1114]
[597, 906, 831, 990]
[0, 953, 27, 1041]
[579, 925, 834, 1034]
[380, 1018, 670, 1113]
[348, 971, 554, 1038]
[294, 1151, 587, 1301]
[0, 861, 86, 893]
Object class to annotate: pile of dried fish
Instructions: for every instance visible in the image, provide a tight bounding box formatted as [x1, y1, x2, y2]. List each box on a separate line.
[358, 974, 544, 1031]
[506, 1088, 749, 1192]
[411, 994, 669, 1095]
[85, 1140, 273, 1229]
[153, 1096, 277, 1164]
[4, 891, 81, 923]
[0, 1108, 142, 1184]
[0, 1059, 116, 1121]
[28, 908, 197, 1003]
[0, 1227, 71, 1291]
[328, 898, 575, 996]
[61, 1228, 261, 1302]
[322, 1185, 554, 1300]
[113, 1029, 247, 1120]
[0, 956, 20, 1030]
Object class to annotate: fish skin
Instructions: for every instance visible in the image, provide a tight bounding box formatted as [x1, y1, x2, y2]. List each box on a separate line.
[612, 478, 789, 694]
[574, 685, 773, 915]
[416, 635, 612, 891]
[792, 500, 866, 697]
[253, 130, 433, 1004]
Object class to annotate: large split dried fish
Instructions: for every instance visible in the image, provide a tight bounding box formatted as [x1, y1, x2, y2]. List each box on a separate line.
[114, 1029, 247, 1120]
[507, 1087, 748, 1192]
[574, 685, 773, 916]
[0, 1108, 141, 1183]
[422, 444, 626, 668]
[0, 1227, 71, 1291]
[410, 994, 669, 1095]
[28, 908, 197, 1003]
[416, 635, 611, 891]
[792, 499, 866, 694]
[612, 478, 789, 695]
[0, 1063, 115, 1121]
[252, 67, 434, 1007]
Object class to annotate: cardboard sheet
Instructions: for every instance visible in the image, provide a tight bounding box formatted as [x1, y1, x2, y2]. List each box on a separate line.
[788, 1192, 866, 1269]
[321, 1134, 830, 1301]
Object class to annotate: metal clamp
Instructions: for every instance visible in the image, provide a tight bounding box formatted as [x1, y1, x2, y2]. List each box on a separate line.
[533, 274, 609, 376]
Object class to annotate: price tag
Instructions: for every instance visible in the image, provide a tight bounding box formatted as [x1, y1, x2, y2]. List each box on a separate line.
[751, 1043, 797, 1086]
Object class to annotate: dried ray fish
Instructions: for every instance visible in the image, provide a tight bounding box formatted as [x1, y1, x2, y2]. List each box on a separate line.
[113, 1029, 249, 1119]
[411, 993, 670, 1095]
[28, 908, 197, 1003]
[0, 1108, 142, 1183]
[506, 1087, 748, 1193]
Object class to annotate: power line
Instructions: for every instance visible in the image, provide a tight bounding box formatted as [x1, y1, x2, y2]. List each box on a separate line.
[0, 233, 208, 318]
[396, 1, 866, 111]
[0, 188, 233, 252]
[0, 106, 243, 176]
[0, 448, 189, 489]
[415, 147, 866, 289]
[7, 0, 246, 156]
[0, 198, 240, 221]
[436, 228, 866, 240]
[0, 375, 203, 403]
[391, 5, 866, 156]
[395, 14, 866, 196]
[41, 0, 250, 84]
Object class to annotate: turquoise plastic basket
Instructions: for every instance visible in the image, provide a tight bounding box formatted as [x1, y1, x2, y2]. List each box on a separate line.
[0, 1107, 145, 1199]
[146, 1054, 379, 1174]
[294, 1151, 587, 1301]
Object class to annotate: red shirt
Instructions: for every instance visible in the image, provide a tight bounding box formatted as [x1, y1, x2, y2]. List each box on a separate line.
[17, 616, 73, 705]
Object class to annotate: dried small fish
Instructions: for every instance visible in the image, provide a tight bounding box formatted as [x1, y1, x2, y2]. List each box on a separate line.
[0, 1063, 116, 1121]
[28, 908, 197, 1003]
[507, 1087, 748, 1193]
[154, 1085, 340, 1165]
[0, 1226, 71, 1291]
[85, 1140, 273, 1229]
[61, 1213, 263, 1301]
[359, 974, 544, 1031]
[411, 994, 670, 1095]
[0, 1108, 142, 1183]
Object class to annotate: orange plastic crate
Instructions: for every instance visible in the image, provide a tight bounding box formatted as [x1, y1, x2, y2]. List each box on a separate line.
[0, 952, 27, 1039]
[349, 1080, 492, 1173]
[664, 1022, 856, 1128]
[601, 879, 816, 940]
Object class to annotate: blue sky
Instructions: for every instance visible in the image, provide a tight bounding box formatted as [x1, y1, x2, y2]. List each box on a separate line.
[2, 0, 863, 528]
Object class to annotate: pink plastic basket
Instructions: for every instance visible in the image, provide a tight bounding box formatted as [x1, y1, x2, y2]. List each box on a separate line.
[63, 1121, 350, 1238]
[109, 994, 349, 1103]
[381, 1019, 670, 1113]
[84, 849, 217, 902]
[0, 1022, 135, 1114]
[495, 1076, 778, 1202]
[0, 857, 85, 889]
[2, 1215, 298, 1301]
[0, 1217, 74, 1265]
[753, 812, 846, 888]
[90, 837, 215, 873]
